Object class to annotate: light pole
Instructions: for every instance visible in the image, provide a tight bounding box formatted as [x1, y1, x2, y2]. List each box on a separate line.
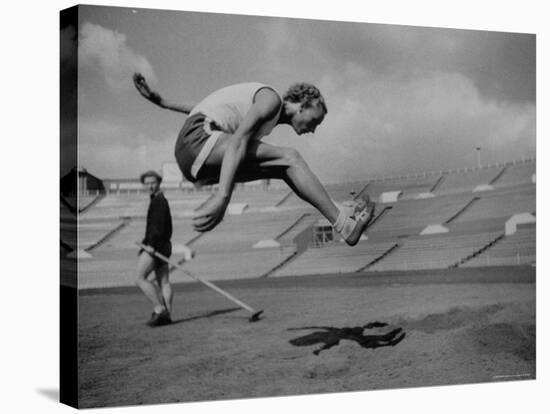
[476, 147, 481, 168]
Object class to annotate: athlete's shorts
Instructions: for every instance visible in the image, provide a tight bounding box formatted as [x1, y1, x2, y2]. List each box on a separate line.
[175, 113, 226, 185]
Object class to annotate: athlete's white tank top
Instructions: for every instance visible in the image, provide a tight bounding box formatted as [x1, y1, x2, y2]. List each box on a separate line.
[190, 82, 282, 139]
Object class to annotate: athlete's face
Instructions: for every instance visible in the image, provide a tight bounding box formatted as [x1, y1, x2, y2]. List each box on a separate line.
[292, 104, 325, 135]
[143, 176, 160, 195]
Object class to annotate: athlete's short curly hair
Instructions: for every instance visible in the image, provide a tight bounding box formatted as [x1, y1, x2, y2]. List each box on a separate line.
[283, 82, 328, 114]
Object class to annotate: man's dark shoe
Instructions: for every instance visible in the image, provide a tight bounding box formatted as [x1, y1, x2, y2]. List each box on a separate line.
[162, 310, 172, 324]
[146, 312, 157, 326]
[147, 310, 172, 327]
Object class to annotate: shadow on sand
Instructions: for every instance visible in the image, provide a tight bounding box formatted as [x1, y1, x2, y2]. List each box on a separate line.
[289, 322, 406, 355]
[170, 307, 241, 325]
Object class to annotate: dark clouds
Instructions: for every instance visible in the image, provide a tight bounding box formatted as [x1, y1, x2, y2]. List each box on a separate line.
[260, 18, 535, 103]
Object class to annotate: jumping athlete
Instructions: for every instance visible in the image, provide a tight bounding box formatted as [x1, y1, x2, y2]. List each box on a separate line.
[133, 73, 375, 246]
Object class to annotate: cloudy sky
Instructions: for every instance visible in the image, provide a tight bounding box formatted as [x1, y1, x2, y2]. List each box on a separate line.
[64, 5, 535, 182]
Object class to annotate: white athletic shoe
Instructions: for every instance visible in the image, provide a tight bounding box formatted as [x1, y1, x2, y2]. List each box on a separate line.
[334, 193, 376, 246]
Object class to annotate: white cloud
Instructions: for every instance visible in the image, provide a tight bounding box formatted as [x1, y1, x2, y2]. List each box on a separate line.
[269, 63, 535, 183]
[78, 22, 156, 90]
[78, 119, 174, 178]
[259, 19, 292, 57]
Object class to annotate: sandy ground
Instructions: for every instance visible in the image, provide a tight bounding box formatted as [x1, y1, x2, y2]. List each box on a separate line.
[78, 267, 535, 408]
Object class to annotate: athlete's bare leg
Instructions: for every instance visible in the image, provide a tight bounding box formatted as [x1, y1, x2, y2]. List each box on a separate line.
[199, 138, 374, 245]
[201, 139, 340, 223]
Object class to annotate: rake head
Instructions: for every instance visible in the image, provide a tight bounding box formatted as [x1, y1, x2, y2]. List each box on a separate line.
[249, 310, 264, 323]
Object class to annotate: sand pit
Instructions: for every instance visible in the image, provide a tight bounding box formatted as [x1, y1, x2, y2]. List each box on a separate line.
[78, 267, 535, 408]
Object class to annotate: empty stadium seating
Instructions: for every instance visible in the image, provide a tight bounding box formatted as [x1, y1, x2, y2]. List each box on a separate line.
[493, 161, 535, 188]
[224, 188, 290, 210]
[184, 249, 290, 281]
[451, 185, 535, 224]
[462, 224, 535, 267]
[435, 167, 502, 194]
[80, 195, 149, 219]
[78, 219, 127, 250]
[80, 192, 210, 220]
[72, 158, 536, 289]
[77, 246, 291, 289]
[368, 231, 502, 271]
[272, 240, 397, 277]
[84, 218, 198, 251]
[279, 176, 439, 208]
[366, 193, 474, 239]
[190, 211, 306, 251]
[367, 177, 438, 200]
[82, 188, 291, 220]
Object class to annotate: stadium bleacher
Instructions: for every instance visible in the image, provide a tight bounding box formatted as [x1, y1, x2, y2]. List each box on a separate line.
[368, 231, 502, 271]
[366, 192, 474, 239]
[81, 188, 293, 220]
[78, 219, 128, 250]
[493, 161, 535, 188]
[450, 185, 535, 224]
[435, 167, 502, 194]
[77, 246, 291, 289]
[72, 159, 536, 289]
[184, 248, 290, 281]
[272, 240, 397, 277]
[280, 175, 440, 208]
[80, 195, 149, 219]
[224, 188, 290, 210]
[191, 211, 305, 251]
[366, 177, 438, 200]
[81, 218, 199, 251]
[462, 224, 535, 267]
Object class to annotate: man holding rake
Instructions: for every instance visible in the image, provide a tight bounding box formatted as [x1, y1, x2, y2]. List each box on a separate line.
[136, 170, 174, 327]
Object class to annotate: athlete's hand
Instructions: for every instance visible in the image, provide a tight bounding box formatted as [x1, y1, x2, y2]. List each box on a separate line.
[193, 193, 230, 232]
[133, 73, 162, 106]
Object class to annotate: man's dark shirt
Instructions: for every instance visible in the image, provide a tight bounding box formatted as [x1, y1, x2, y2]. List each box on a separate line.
[142, 191, 173, 258]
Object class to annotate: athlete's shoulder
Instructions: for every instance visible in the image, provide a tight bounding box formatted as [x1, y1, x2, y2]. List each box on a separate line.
[253, 87, 282, 120]
[254, 86, 281, 103]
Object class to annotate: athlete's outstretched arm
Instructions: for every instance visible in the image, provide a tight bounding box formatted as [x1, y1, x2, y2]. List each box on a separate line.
[133, 73, 194, 114]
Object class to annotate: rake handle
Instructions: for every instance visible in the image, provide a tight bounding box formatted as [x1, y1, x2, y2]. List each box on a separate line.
[136, 242, 256, 314]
